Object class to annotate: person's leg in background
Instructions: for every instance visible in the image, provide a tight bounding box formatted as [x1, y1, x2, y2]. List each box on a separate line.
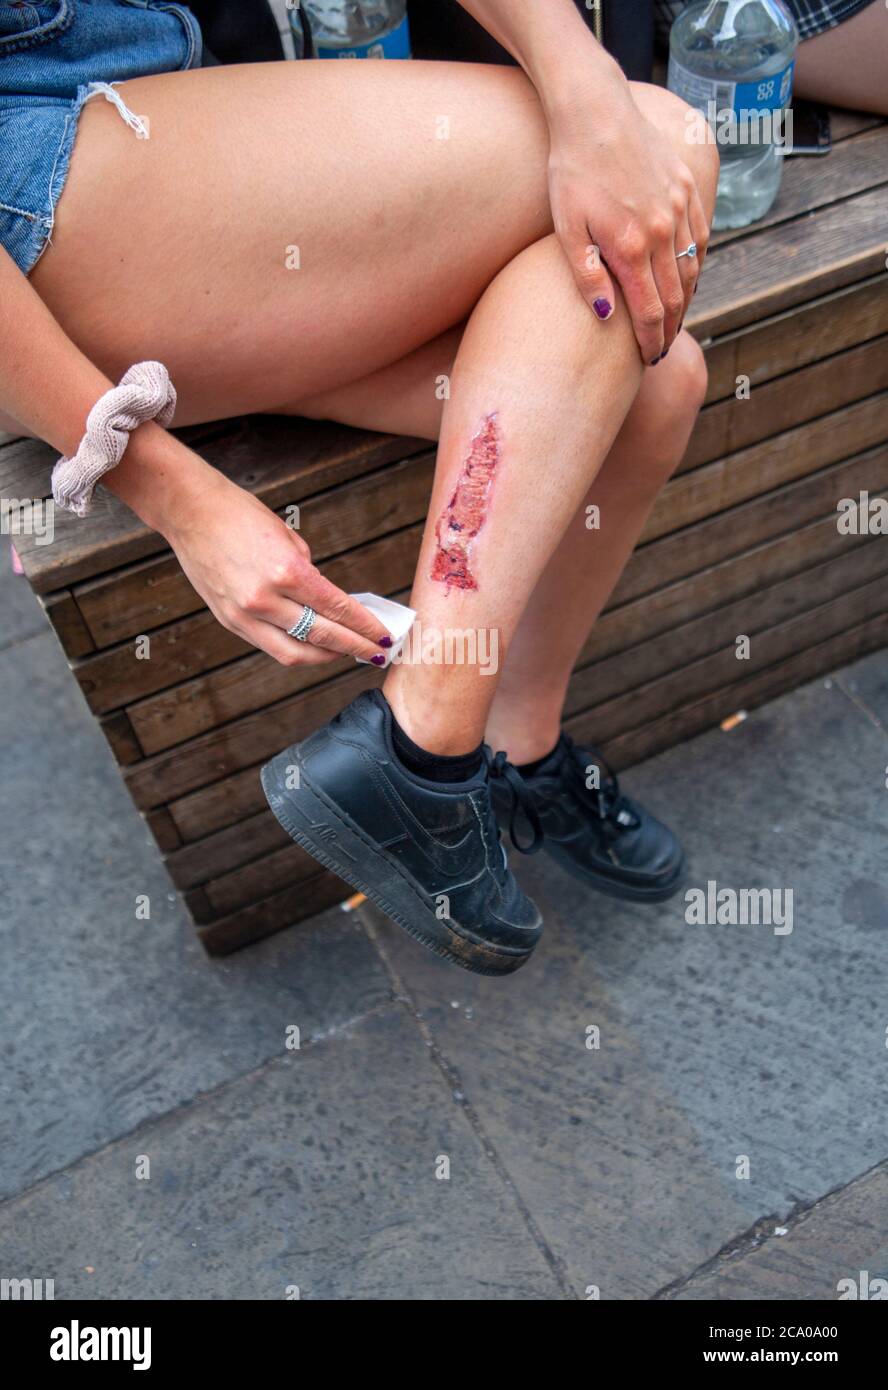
[792, 1, 888, 115]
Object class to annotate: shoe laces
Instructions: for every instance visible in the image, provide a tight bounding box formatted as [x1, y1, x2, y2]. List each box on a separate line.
[485, 749, 544, 856]
[561, 734, 639, 833]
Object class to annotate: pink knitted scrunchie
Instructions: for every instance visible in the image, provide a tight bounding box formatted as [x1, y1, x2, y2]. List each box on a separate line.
[52, 362, 177, 517]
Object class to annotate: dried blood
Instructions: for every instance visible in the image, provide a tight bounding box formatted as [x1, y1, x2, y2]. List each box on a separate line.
[430, 412, 500, 593]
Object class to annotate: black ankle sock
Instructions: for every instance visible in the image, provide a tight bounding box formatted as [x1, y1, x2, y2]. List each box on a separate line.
[516, 740, 562, 780]
[389, 710, 484, 784]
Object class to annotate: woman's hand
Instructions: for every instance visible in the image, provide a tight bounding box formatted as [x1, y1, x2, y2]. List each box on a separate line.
[547, 83, 711, 365]
[453, 0, 711, 366]
[161, 466, 392, 668]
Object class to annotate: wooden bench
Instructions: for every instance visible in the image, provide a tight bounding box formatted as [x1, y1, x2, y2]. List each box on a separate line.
[4, 107, 888, 955]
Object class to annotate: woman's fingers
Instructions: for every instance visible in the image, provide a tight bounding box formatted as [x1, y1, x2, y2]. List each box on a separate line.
[609, 242, 666, 365]
[567, 224, 618, 323]
[673, 215, 699, 319]
[274, 600, 389, 665]
[651, 231, 686, 355]
[246, 620, 341, 670]
[295, 567, 392, 649]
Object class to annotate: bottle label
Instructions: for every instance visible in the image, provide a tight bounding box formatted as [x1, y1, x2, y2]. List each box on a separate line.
[668, 56, 794, 119]
[316, 13, 411, 59]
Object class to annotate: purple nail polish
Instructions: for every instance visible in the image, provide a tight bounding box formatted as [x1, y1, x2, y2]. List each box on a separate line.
[694, 282, 699, 295]
[650, 355, 662, 366]
[662, 346, 670, 357]
[371, 654, 387, 666]
[593, 298, 613, 321]
[379, 635, 393, 649]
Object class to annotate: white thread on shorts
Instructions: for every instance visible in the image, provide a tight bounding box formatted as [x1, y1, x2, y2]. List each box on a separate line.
[83, 81, 150, 139]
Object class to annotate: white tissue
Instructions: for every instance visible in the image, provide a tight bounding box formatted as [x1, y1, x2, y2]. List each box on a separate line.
[351, 592, 417, 666]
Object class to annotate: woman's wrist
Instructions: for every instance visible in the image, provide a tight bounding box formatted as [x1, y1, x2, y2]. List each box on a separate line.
[536, 46, 633, 127]
[102, 420, 223, 540]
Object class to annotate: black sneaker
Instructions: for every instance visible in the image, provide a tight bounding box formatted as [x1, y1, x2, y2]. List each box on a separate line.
[492, 733, 685, 903]
[261, 690, 544, 975]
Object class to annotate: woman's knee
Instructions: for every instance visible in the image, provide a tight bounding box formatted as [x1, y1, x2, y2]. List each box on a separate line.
[633, 330, 708, 484]
[669, 329, 709, 415]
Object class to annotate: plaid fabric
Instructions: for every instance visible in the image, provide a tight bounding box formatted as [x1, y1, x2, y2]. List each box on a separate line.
[654, 0, 878, 44]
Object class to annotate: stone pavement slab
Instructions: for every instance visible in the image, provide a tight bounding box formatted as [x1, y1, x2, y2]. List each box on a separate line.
[363, 658, 888, 1298]
[0, 628, 392, 1200]
[0, 542, 46, 649]
[668, 1159, 888, 1300]
[0, 1005, 562, 1300]
[836, 648, 888, 731]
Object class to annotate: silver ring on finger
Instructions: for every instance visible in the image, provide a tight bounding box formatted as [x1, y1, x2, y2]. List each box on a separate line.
[287, 606, 317, 643]
[676, 242, 698, 262]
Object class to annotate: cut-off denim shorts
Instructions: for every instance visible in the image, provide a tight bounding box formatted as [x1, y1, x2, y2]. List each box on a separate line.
[0, 1, 202, 275]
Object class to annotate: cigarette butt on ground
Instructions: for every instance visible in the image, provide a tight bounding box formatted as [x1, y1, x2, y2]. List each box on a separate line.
[720, 710, 748, 732]
[341, 892, 367, 913]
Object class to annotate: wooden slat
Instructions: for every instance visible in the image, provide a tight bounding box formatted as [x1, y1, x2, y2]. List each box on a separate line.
[166, 810, 291, 891]
[589, 612, 888, 773]
[99, 710, 142, 765]
[685, 333, 888, 472]
[641, 391, 888, 545]
[203, 842, 319, 918]
[12, 418, 427, 593]
[39, 591, 94, 658]
[688, 184, 888, 340]
[568, 538, 888, 719]
[829, 111, 885, 143]
[578, 511, 875, 669]
[613, 442, 888, 606]
[198, 872, 348, 956]
[170, 764, 271, 844]
[124, 665, 383, 810]
[569, 574, 887, 746]
[702, 272, 888, 403]
[144, 807, 182, 854]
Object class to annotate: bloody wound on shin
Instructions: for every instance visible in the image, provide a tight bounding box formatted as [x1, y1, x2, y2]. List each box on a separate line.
[430, 412, 501, 592]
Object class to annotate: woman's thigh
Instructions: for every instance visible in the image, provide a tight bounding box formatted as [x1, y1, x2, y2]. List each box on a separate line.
[793, 1, 888, 114]
[28, 64, 712, 430]
[29, 59, 552, 424]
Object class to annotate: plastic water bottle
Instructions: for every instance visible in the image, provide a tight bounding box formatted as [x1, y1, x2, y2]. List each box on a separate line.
[290, 1, 411, 60]
[668, 0, 798, 229]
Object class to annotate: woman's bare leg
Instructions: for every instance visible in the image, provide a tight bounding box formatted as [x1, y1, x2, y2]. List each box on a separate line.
[382, 231, 646, 754]
[298, 330, 709, 760]
[793, 2, 888, 114]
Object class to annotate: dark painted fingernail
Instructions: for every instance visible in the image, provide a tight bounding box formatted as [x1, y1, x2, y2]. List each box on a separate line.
[662, 345, 670, 357]
[379, 635, 393, 649]
[694, 282, 698, 294]
[650, 355, 662, 366]
[371, 654, 387, 666]
[593, 298, 613, 321]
